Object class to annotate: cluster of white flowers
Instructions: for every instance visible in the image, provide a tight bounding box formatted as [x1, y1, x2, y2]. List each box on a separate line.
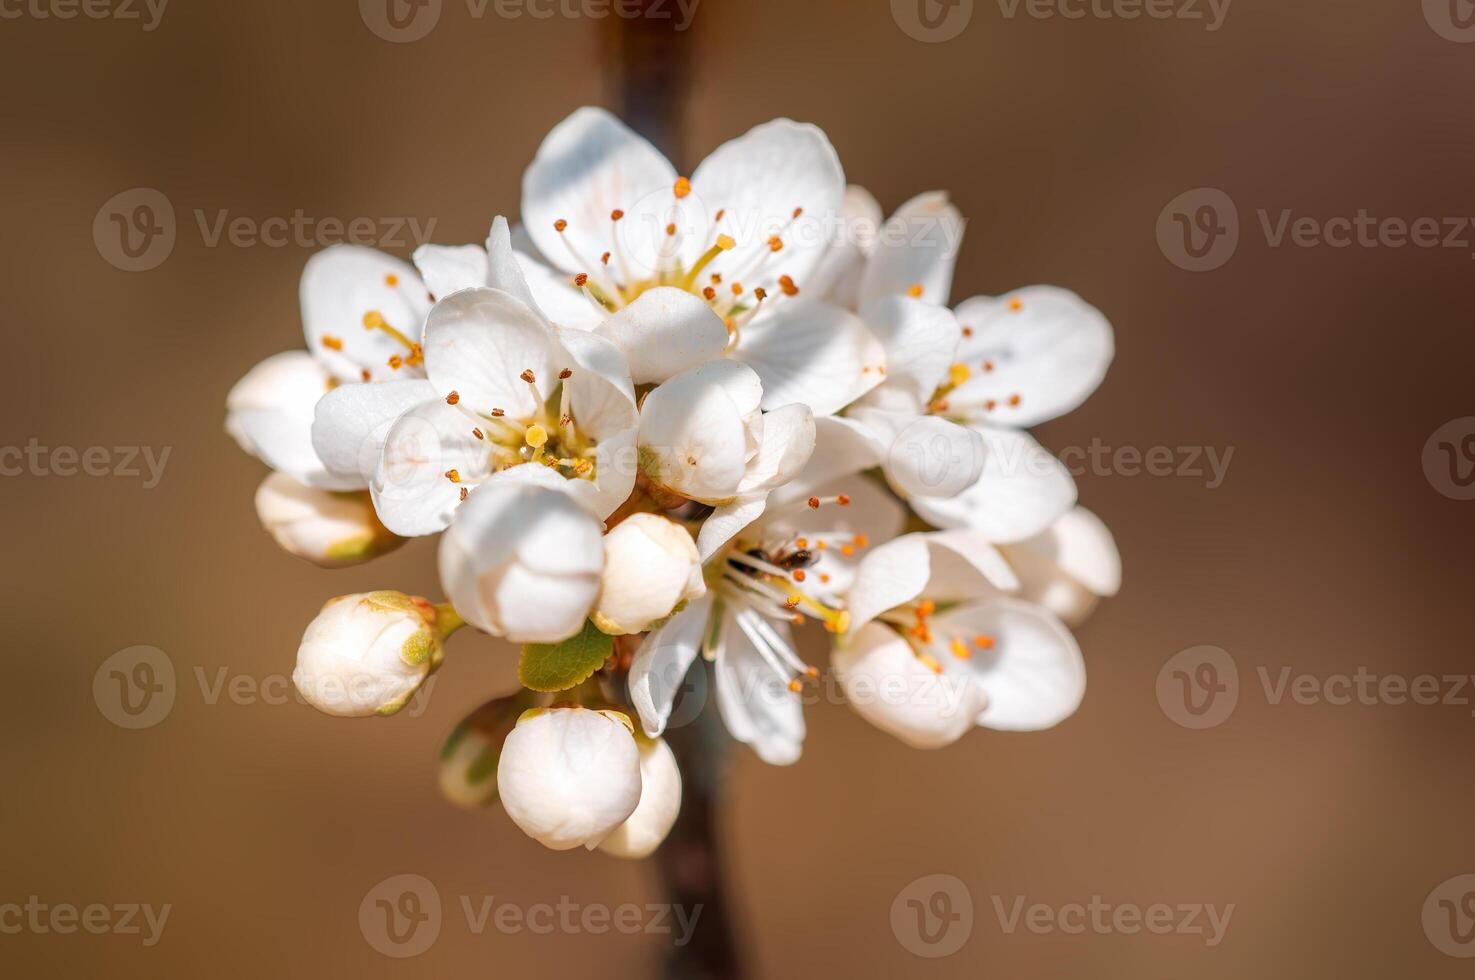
[227, 107, 1120, 855]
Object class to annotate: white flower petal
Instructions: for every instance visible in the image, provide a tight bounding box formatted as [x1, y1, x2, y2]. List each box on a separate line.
[855, 295, 961, 413]
[1000, 507, 1120, 627]
[690, 118, 845, 290]
[735, 300, 885, 416]
[637, 360, 757, 503]
[846, 530, 1015, 632]
[738, 403, 816, 494]
[848, 408, 985, 501]
[300, 245, 430, 382]
[485, 215, 545, 317]
[832, 622, 987, 750]
[518, 251, 606, 330]
[696, 494, 770, 562]
[522, 107, 678, 279]
[226, 351, 338, 485]
[594, 287, 728, 385]
[907, 425, 1077, 543]
[930, 599, 1086, 731]
[598, 736, 682, 859]
[311, 379, 437, 486]
[413, 243, 489, 302]
[371, 399, 491, 537]
[770, 415, 887, 497]
[807, 184, 883, 308]
[627, 596, 713, 737]
[715, 608, 805, 766]
[422, 287, 566, 420]
[950, 286, 1114, 428]
[858, 191, 965, 309]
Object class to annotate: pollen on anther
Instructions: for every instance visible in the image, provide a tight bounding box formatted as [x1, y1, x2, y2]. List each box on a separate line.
[388, 355, 404, 370]
[807, 496, 821, 509]
[792, 207, 804, 219]
[574, 273, 589, 287]
[322, 335, 344, 351]
[459, 487, 469, 501]
[611, 209, 625, 222]
[907, 283, 925, 298]
[787, 678, 803, 693]
[674, 176, 692, 198]
[520, 369, 537, 384]
[854, 534, 870, 548]
[973, 635, 996, 650]
[754, 287, 768, 301]
[666, 223, 678, 237]
[778, 276, 799, 297]
[918, 654, 944, 675]
[792, 570, 807, 583]
[703, 286, 717, 301]
[1008, 394, 1022, 407]
[819, 573, 831, 584]
[446, 390, 460, 405]
[962, 326, 975, 338]
[601, 252, 611, 265]
[716, 234, 736, 251]
[983, 359, 995, 372]
[525, 424, 549, 449]
[472, 428, 484, 440]
[917, 599, 936, 618]
[950, 638, 973, 660]
[554, 219, 568, 232]
[360, 369, 372, 381]
[767, 236, 784, 253]
[785, 596, 800, 609]
[1008, 298, 1024, 312]
[837, 494, 851, 507]
[445, 469, 461, 483]
[731, 282, 743, 296]
[795, 537, 808, 549]
[491, 408, 505, 418]
[984, 399, 998, 412]
[559, 368, 573, 380]
[385, 274, 399, 287]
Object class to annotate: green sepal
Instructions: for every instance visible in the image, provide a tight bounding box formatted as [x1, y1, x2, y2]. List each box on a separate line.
[518, 620, 614, 693]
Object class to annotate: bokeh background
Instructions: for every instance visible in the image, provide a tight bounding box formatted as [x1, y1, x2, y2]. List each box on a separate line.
[4, 0, 1474, 976]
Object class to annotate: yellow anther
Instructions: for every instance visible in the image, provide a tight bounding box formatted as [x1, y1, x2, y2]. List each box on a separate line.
[950, 638, 973, 660]
[907, 283, 925, 298]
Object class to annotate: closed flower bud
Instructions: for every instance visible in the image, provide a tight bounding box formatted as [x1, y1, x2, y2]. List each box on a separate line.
[292, 592, 446, 718]
[497, 705, 642, 851]
[255, 472, 401, 568]
[594, 514, 705, 636]
[438, 695, 527, 808]
[598, 736, 682, 859]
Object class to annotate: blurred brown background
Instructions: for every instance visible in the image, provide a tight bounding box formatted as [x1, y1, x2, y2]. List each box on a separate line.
[3, 0, 1474, 976]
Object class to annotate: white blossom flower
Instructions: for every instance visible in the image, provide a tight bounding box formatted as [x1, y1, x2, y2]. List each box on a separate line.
[627, 472, 905, 765]
[226, 247, 432, 490]
[999, 506, 1121, 628]
[837, 531, 1086, 747]
[598, 735, 682, 859]
[292, 591, 446, 718]
[595, 514, 705, 636]
[509, 107, 886, 416]
[253, 471, 401, 567]
[497, 705, 642, 851]
[807, 189, 1114, 542]
[437, 466, 605, 645]
[336, 218, 640, 537]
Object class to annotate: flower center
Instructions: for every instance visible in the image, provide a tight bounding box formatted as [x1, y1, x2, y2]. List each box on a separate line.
[880, 599, 997, 674]
[552, 178, 809, 349]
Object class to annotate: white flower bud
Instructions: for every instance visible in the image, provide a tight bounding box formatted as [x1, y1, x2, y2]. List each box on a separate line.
[497, 706, 642, 851]
[438, 475, 604, 645]
[292, 592, 444, 718]
[832, 623, 989, 750]
[438, 696, 525, 808]
[598, 736, 682, 859]
[254, 472, 401, 568]
[594, 514, 705, 636]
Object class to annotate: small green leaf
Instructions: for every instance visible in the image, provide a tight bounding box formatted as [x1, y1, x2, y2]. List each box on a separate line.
[518, 620, 613, 693]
